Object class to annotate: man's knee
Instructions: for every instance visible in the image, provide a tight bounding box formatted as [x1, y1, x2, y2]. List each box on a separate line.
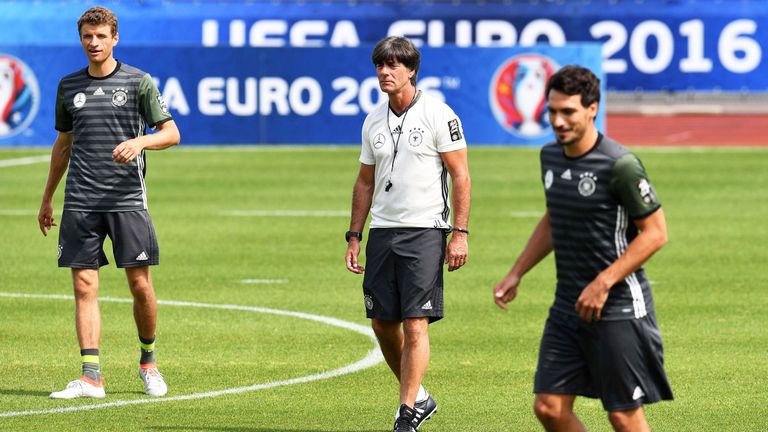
[402, 317, 428, 340]
[534, 395, 570, 424]
[371, 319, 399, 338]
[72, 269, 98, 299]
[608, 407, 647, 432]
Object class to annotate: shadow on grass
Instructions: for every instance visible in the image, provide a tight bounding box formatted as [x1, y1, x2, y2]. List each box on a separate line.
[0, 388, 51, 397]
[146, 427, 382, 432]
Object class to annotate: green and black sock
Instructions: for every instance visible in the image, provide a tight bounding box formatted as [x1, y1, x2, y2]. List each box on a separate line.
[139, 335, 156, 366]
[80, 348, 101, 382]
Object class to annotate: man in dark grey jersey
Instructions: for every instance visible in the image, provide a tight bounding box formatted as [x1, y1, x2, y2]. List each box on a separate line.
[37, 6, 180, 399]
[493, 65, 672, 432]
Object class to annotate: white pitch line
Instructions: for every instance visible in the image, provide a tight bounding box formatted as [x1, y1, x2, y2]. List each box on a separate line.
[510, 211, 543, 218]
[0, 209, 38, 216]
[0, 292, 383, 418]
[239, 279, 289, 284]
[0, 155, 49, 168]
[221, 210, 348, 217]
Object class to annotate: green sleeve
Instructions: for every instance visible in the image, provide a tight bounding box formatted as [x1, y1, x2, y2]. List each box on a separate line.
[54, 80, 72, 132]
[609, 153, 661, 219]
[138, 74, 172, 128]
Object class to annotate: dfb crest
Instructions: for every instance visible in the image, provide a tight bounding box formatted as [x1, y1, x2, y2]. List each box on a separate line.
[489, 54, 558, 138]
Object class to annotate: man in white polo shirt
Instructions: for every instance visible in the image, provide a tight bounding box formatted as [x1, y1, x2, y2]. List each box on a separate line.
[344, 36, 471, 432]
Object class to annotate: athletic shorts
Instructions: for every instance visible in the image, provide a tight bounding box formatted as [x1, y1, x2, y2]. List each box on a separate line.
[58, 210, 159, 269]
[362, 228, 446, 323]
[533, 308, 674, 412]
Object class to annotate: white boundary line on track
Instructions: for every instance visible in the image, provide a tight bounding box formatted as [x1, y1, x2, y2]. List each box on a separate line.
[221, 210, 348, 217]
[239, 279, 289, 284]
[0, 155, 50, 168]
[0, 292, 383, 418]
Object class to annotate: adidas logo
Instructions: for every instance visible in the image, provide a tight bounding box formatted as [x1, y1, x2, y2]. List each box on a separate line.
[136, 251, 149, 261]
[421, 300, 433, 310]
[392, 125, 402, 135]
[93, 87, 105, 96]
[632, 386, 645, 400]
[561, 169, 572, 180]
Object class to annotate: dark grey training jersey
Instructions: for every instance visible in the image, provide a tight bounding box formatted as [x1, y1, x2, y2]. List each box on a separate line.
[55, 61, 172, 212]
[540, 133, 661, 320]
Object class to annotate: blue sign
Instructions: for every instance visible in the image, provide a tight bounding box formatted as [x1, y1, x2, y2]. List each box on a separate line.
[0, 45, 603, 146]
[0, 1, 765, 91]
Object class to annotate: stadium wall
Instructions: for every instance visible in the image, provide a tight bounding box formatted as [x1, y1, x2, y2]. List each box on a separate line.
[1, 0, 766, 146]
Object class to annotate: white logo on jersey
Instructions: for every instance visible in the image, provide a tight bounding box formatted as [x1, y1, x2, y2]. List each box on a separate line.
[136, 251, 149, 261]
[421, 300, 433, 310]
[112, 88, 128, 107]
[544, 170, 554, 189]
[93, 87, 104, 96]
[578, 172, 597, 197]
[561, 169, 572, 180]
[73, 92, 86, 108]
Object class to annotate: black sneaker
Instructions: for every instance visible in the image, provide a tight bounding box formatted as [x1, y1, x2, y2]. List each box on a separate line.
[393, 404, 418, 432]
[413, 395, 438, 428]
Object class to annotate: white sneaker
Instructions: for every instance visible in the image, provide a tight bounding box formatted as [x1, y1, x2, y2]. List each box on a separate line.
[49, 377, 106, 399]
[139, 365, 168, 396]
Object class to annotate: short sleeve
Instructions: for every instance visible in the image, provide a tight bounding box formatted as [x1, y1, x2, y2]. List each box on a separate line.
[609, 153, 661, 219]
[434, 104, 466, 153]
[54, 80, 72, 132]
[359, 115, 376, 165]
[138, 74, 172, 129]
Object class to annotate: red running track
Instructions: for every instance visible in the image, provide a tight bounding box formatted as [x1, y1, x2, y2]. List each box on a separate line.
[607, 114, 768, 146]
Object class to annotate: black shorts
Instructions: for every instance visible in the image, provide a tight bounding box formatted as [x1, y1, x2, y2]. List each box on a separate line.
[58, 210, 159, 269]
[362, 228, 446, 323]
[534, 309, 674, 412]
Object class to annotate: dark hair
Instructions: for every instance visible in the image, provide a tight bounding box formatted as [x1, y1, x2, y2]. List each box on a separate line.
[371, 36, 420, 86]
[546, 65, 601, 108]
[78, 6, 118, 37]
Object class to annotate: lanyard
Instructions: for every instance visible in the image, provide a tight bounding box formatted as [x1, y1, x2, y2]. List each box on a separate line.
[385, 90, 420, 192]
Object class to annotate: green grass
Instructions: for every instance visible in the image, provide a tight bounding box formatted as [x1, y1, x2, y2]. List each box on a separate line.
[1, 146, 767, 431]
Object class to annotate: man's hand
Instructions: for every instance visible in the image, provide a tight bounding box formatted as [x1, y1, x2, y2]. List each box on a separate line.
[112, 139, 143, 164]
[345, 239, 365, 274]
[38, 200, 56, 236]
[575, 277, 611, 322]
[445, 233, 468, 271]
[493, 273, 521, 310]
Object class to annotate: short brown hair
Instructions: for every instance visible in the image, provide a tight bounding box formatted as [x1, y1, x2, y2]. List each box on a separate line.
[77, 6, 118, 37]
[546, 65, 601, 108]
[372, 36, 420, 86]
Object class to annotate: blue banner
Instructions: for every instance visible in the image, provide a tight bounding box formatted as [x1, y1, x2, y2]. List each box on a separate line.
[0, 45, 603, 146]
[0, 1, 765, 92]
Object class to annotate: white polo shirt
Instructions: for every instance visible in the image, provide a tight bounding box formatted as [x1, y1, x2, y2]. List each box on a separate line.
[360, 91, 467, 228]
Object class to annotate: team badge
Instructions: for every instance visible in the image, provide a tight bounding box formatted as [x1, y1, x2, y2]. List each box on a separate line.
[111, 88, 128, 107]
[364, 295, 373, 310]
[0, 54, 40, 138]
[578, 172, 597, 196]
[448, 118, 462, 141]
[57, 244, 63, 259]
[544, 170, 554, 189]
[373, 133, 386, 149]
[73, 92, 86, 108]
[637, 178, 656, 204]
[408, 127, 424, 147]
[157, 94, 169, 114]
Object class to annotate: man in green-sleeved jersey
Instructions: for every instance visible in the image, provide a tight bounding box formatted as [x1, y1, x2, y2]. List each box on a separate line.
[493, 66, 672, 431]
[37, 6, 180, 399]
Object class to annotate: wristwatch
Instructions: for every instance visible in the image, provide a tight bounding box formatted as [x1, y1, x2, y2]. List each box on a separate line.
[345, 231, 363, 242]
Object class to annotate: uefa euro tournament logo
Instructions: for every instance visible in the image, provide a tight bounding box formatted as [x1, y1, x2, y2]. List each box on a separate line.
[0, 54, 40, 138]
[489, 54, 558, 138]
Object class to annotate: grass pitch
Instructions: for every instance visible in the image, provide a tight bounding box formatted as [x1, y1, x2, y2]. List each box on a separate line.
[1, 146, 766, 431]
